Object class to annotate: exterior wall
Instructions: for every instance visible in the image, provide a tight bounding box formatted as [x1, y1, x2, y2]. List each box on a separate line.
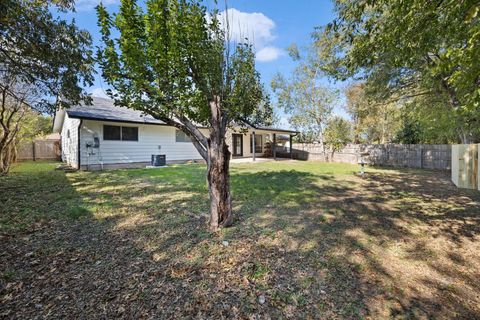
[80, 159, 206, 171]
[60, 114, 81, 168]
[79, 120, 207, 169]
[59, 118, 290, 170]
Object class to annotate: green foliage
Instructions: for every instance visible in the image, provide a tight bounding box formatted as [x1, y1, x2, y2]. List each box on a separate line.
[345, 82, 459, 144]
[344, 83, 401, 144]
[271, 45, 338, 143]
[404, 98, 458, 144]
[394, 119, 422, 145]
[324, 116, 352, 153]
[17, 111, 52, 142]
[96, 0, 270, 133]
[315, 0, 480, 142]
[97, 0, 271, 228]
[0, 0, 94, 112]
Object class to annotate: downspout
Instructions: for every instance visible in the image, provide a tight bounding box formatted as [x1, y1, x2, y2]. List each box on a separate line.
[77, 119, 82, 170]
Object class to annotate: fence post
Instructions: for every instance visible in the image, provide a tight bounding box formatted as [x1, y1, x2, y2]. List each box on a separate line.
[420, 146, 423, 169]
[32, 141, 36, 161]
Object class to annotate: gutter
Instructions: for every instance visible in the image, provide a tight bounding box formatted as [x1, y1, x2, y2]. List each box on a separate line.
[77, 119, 82, 170]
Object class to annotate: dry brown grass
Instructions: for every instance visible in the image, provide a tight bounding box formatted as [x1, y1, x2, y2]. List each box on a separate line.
[1, 161, 479, 319]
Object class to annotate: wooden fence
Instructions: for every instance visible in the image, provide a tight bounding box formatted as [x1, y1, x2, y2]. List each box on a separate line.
[17, 139, 61, 161]
[278, 143, 452, 170]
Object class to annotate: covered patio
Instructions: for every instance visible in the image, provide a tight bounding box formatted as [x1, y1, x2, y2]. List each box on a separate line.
[230, 127, 299, 161]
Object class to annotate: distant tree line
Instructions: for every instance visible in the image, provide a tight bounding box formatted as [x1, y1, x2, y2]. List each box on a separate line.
[273, 0, 479, 146]
[316, 0, 479, 144]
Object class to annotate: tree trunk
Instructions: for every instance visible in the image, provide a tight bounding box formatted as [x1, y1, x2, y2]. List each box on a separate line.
[164, 98, 234, 231]
[206, 130, 233, 231]
[0, 133, 10, 175]
[317, 132, 326, 162]
[206, 97, 233, 231]
[0, 141, 15, 174]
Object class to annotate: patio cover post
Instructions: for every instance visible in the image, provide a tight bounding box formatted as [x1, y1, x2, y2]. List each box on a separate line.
[290, 134, 293, 159]
[252, 131, 256, 161]
[273, 133, 276, 160]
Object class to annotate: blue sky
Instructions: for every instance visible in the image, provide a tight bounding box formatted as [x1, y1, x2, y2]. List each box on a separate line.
[66, 0, 347, 124]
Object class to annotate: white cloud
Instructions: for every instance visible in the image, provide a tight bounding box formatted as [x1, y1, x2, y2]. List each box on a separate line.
[75, 0, 118, 12]
[89, 87, 111, 99]
[217, 8, 283, 62]
[217, 8, 275, 48]
[256, 46, 284, 62]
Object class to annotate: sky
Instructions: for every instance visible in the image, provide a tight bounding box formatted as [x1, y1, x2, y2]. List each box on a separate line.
[65, 0, 348, 125]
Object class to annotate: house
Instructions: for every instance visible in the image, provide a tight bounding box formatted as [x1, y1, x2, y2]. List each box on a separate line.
[52, 97, 297, 170]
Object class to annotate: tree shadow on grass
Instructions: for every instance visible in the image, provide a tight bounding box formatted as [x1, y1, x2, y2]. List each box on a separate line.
[2, 163, 480, 319]
[0, 162, 97, 318]
[0, 161, 92, 235]
[226, 167, 480, 318]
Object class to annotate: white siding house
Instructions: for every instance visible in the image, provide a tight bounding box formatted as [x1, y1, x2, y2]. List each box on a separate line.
[53, 97, 297, 170]
[59, 113, 81, 167]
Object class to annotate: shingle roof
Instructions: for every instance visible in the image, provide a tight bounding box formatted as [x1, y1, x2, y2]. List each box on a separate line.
[66, 96, 298, 133]
[66, 97, 165, 125]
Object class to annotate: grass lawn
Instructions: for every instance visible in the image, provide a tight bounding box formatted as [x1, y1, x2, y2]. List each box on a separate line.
[1, 160, 480, 319]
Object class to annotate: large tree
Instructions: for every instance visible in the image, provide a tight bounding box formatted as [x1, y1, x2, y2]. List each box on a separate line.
[315, 0, 480, 143]
[323, 116, 352, 160]
[0, 0, 94, 112]
[0, 0, 94, 173]
[0, 78, 51, 174]
[345, 82, 459, 144]
[0, 80, 28, 174]
[96, 0, 270, 230]
[271, 44, 337, 145]
[344, 83, 401, 144]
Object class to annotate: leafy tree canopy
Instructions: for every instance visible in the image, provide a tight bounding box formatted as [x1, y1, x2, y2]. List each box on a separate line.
[96, 0, 271, 229]
[0, 0, 95, 112]
[324, 115, 352, 154]
[96, 0, 270, 135]
[315, 0, 480, 142]
[345, 82, 459, 144]
[271, 44, 337, 144]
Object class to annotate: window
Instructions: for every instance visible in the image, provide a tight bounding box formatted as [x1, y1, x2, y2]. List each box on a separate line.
[103, 125, 138, 141]
[122, 126, 138, 141]
[175, 130, 191, 143]
[104, 125, 121, 140]
[66, 129, 70, 139]
[250, 134, 263, 153]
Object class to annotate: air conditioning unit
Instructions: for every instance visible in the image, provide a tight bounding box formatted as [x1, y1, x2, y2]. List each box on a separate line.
[151, 154, 166, 167]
